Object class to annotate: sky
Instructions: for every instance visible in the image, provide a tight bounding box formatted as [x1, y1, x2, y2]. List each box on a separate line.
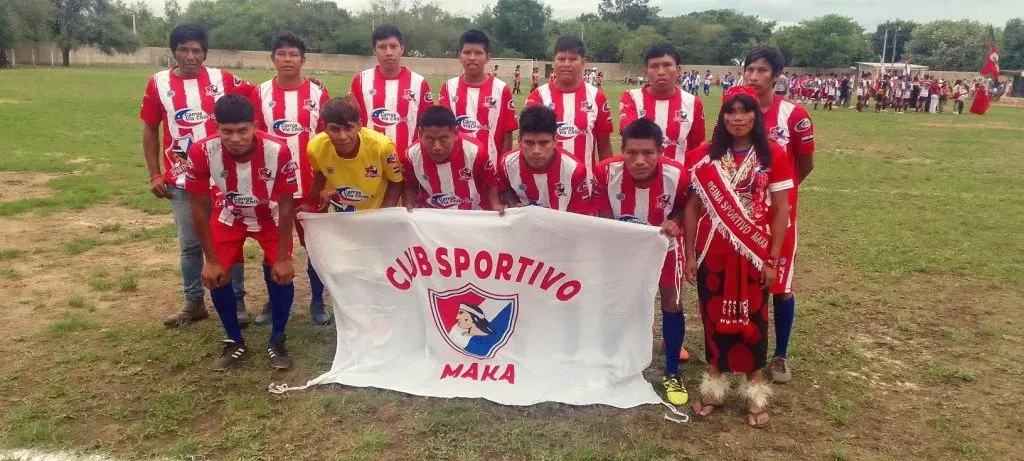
[143, 0, 1015, 31]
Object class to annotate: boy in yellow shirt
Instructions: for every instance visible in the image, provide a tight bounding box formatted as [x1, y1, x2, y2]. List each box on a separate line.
[307, 96, 404, 212]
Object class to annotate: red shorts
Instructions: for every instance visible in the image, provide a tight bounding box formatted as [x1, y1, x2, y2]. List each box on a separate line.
[659, 248, 684, 290]
[211, 221, 292, 267]
[770, 210, 798, 295]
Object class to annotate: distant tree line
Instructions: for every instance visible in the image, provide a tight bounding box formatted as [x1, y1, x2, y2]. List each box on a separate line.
[2, 0, 1022, 71]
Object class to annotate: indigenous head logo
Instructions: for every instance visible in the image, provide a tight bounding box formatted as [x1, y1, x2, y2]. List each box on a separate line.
[555, 122, 585, 141]
[428, 193, 471, 208]
[365, 165, 379, 178]
[303, 98, 318, 112]
[173, 108, 210, 128]
[769, 125, 789, 145]
[459, 167, 473, 181]
[403, 89, 417, 102]
[257, 167, 273, 181]
[205, 84, 221, 97]
[371, 108, 402, 127]
[657, 194, 672, 209]
[430, 283, 518, 359]
[673, 110, 688, 123]
[484, 96, 498, 109]
[456, 116, 485, 133]
[272, 119, 303, 138]
[580, 101, 595, 113]
[554, 182, 567, 197]
[617, 215, 649, 225]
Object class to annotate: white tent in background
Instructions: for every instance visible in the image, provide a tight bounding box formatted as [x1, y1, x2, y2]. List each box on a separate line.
[856, 62, 929, 76]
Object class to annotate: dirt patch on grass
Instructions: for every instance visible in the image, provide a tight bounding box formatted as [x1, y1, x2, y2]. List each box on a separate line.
[0, 171, 58, 202]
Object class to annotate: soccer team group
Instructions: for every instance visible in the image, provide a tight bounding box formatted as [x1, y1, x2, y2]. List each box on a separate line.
[142, 22, 815, 426]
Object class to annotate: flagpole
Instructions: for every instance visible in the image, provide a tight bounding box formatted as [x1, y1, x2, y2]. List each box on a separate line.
[880, 29, 889, 77]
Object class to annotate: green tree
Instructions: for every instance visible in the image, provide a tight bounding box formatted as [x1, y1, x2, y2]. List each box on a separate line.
[770, 15, 870, 68]
[49, 0, 140, 66]
[619, 25, 666, 67]
[551, 18, 628, 62]
[872, 20, 916, 63]
[598, 0, 658, 31]
[1002, 18, 1024, 70]
[676, 9, 774, 65]
[663, 17, 729, 65]
[905, 20, 987, 71]
[492, 0, 550, 59]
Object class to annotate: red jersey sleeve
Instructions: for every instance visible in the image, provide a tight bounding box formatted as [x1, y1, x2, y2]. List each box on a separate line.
[349, 73, 368, 126]
[768, 144, 795, 193]
[438, 82, 452, 109]
[224, 71, 255, 96]
[618, 91, 638, 134]
[566, 161, 591, 214]
[420, 79, 434, 115]
[594, 90, 613, 136]
[273, 146, 299, 198]
[139, 77, 162, 127]
[524, 89, 543, 108]
[500, 85, 519, 132]
[399, 150, 419, 188]
[688, 96, 707, 149]
[184, 143, 211, 195]
[788, 105, 814, 156]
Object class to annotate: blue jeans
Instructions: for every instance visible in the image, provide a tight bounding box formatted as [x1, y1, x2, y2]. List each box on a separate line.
[168, 186, 244, 301]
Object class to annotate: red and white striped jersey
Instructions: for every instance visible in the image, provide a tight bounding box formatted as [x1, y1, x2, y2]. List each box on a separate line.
[764, 95, 815, 173]
[251, 78, 329, 199]
[184, 131, 298, 233]
[593, 156, 688, 227]
[140, 67, 254, 188]
[524, 82, 614, 188]
[491, 148, 589, 214]
[619, 86, 706, 162]
[438, 75, 519, 164]
[349, 66, 433, 155]
[400, 135, 491, 210]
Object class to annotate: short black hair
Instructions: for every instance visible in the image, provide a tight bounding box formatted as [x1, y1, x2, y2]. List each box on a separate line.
[743, 46, 786, 77]
[554, 36, 585, 57]
[419, 106, 457, 129]
[320, 96, 362, 127]
[621, 119, 664, 150]
[214, 94, 255, 124]
[169, 23, 208, 53]
[371, 25, 403, 48]
[458, 29, 490, 53]
[643, 42, 679, 67]
[519, 106, 557, 136]
[272, 31, 306, 57]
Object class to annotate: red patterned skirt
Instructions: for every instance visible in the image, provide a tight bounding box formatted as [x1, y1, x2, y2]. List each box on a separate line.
[696, 250, 770, 373]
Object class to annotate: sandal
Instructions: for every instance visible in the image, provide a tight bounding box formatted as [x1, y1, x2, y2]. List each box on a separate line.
[741, 379, 773, 429]
[747, 410, 771, 428]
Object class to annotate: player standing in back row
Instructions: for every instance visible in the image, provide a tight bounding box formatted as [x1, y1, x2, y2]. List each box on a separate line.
[525, 36, 613, 204]
[439, 30, 519, 166]
[619, 43, 705, 164]
[742, 46, 815, 384]
[349, 25, 433, 155]
[250, 32, 332, 326]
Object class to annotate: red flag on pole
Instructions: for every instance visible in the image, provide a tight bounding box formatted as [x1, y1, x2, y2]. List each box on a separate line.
[980, 29, 1000, 79]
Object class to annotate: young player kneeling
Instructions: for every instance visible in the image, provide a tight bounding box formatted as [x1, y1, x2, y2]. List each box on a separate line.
[592, 118, 691, 405]
[185, 95, 298, 371]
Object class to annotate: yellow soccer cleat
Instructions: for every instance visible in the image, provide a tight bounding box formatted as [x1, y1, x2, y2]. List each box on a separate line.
[663, 375, 689, 406]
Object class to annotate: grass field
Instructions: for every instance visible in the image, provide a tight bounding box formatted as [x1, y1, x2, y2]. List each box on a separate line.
[1, 66, 1023, 460]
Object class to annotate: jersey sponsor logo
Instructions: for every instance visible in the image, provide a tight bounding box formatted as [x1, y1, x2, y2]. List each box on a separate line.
[506, 99, 515, 111]
[257, 167, 273, 181]
[272, 119, 304, 137]
[365, 165, 379, 178]
[601, 101, 610, 112]
[456, 116, 485, 133]
[371, 108, 402, 127]
[173, 108, 211, 128]
[328, 186, 370, 212]
[555, 122, 586, 141]
[617, 215, 649, 225]
[428, 193, 472, 208]
[232, 75, 243, 87]
[225, 192, 262, 207]
[794, 118, 812, 132]
[484, 96, 498, 109]
[425, 91, 434, 103]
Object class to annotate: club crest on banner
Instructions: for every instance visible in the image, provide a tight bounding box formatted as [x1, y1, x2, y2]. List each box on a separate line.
[429, 283, 518, 360]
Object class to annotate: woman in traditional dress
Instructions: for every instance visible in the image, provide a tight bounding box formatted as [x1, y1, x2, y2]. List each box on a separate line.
[682, 86, 793, 428]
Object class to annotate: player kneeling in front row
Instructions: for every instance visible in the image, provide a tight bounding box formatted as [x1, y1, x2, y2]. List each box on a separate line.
[593, 118, 691, 406]
[489, 105, 590, 214]
[185, 95, 298, 371]
[401, 106, 493, 211]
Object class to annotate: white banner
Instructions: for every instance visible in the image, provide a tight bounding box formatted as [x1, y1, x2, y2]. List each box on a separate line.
[299, 207, 667, 408]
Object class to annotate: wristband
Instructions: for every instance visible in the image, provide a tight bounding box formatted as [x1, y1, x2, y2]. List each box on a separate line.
[150, 173, 163, 181]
